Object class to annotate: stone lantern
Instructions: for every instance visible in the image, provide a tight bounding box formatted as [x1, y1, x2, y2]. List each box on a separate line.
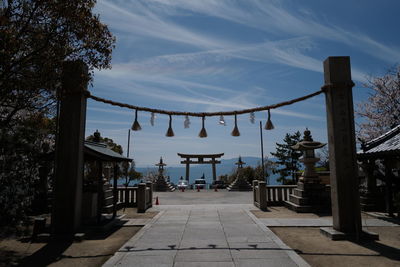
[285, 129, 330, 213]
[153, 157, 175, 192]
[235, 156, 246, 169]
[227, 156, 252, 191]
[291, 128, 326, 183]
[156, 157, 166, 177]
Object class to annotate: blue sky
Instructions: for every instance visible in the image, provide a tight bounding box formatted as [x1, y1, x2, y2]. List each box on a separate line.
[87, 0, 400, 167]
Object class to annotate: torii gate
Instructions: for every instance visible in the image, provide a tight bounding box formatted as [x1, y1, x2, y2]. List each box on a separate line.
[53, 57, 371, 240]
[177, 153, 224, 183]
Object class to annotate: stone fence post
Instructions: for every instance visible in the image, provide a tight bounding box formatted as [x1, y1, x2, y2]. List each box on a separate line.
[252, 180, 258, 204]
[258, 181, 267, 211]
[137, 183, 146, 213]
[253, 180, 267, 211]
[146, 182, 153, 208]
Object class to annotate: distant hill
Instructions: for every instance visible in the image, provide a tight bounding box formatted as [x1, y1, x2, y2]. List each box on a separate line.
[135, 157, 280, 185]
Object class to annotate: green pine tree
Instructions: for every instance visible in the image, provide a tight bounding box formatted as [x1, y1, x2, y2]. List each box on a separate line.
[270, 131, 302, 185]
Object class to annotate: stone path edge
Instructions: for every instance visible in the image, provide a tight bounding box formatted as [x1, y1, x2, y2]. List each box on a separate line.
[102, 210, 165, 267]
[245, 209, 311, 267]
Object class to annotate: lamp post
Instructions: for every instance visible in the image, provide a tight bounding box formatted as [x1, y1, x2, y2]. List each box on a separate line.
[259, 121, 266, 184]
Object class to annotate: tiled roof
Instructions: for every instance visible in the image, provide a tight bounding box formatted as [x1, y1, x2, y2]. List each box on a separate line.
[85, 141, 132, 162]
[357, 125, 400, 157]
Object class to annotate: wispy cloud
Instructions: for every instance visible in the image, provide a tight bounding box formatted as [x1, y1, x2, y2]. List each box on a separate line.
[98, 35, 366, 83]
[98, 0, 230, 49]
[143, 0, 400, 63]
[97, 0, 373, 82]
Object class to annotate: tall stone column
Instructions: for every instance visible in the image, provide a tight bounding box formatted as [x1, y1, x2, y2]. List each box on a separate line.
[321, 57, 376, 240]
[185, 160, 190, 182]
[212, 160, 217, 181]
[52, 61, 88, 237]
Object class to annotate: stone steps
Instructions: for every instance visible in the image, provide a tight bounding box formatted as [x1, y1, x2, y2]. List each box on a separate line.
[284, 200, 313, 213]
[227, 177, 252, 191]
[289, 194, 309, 206]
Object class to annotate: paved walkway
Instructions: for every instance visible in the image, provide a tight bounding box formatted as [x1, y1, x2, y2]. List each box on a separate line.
[260, 217, 398, 227]
[104, 204, 309, 267]
[118, 217, 398, 228]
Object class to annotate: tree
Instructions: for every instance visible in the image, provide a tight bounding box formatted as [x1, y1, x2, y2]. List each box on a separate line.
[123, 161, 142, 187]
[86, 133, 123, 155]
[316, 146, 329, 170]
[270, 131, 302, 185]
[356, 66, 400, 141]
[0, 113, 55, 233]
[238, 166, 255, 184]
[0, 0, 115, 127]
[254, 159, 274, 183]
[0, 1, 115, 233]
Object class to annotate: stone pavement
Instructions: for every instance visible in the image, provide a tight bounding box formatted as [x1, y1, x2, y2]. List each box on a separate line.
[104, 204, 309, 267]
[259, 217, 398, 227]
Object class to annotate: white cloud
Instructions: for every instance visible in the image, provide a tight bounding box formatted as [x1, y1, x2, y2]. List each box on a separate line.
[98, 0, 230, 49]
[144, 0, 400, 63]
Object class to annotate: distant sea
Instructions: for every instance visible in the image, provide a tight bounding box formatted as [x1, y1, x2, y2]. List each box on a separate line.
[117, 156, 281, 186]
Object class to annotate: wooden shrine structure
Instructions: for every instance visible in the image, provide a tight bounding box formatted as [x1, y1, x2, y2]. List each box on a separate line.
[177, 153, 224, 183]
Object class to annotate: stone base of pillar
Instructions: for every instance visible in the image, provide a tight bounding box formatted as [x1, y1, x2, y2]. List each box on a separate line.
[320, 227, 379, 241]
[153, 175, 175, 192]
[284, 182, 330, 213]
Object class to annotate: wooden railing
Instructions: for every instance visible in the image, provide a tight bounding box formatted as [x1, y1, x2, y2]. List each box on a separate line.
[265, 185, 297, 205]
[253, 182, 297, 209]
[115, 186, 138, 207]
[114, 182, 153, 213]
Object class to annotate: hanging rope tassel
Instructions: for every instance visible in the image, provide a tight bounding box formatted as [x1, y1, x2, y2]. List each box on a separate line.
[166, 115, 174, 137]
[150, 112, 155, 126]
[231, 114, 240, 136]
[265, 109, 274, 130]
[249, 112, 255, 124]
[184, 115, 190, 129]
[131, 109, 142, 131]
[199, 116, 207, 138]
[219, 115, 226, 126]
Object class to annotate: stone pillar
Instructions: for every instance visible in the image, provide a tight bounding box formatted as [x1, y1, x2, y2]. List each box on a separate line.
[52, 61, 88, 237]
[258, 181, 267, 211]
[146, 182, 153, 208]
[324, 56, 360, 232]
[253, 180, 258, 203]
[212, 160, 217, 181]
[321, 57, 375, 240]
[185, 160, 190, 182]
[137, 183, 146, 213]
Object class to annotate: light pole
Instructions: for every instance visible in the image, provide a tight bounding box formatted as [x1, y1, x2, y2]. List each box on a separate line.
[259, 121, 267, 184]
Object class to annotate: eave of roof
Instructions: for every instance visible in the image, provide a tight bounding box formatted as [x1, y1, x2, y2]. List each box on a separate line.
[357, 125, 400, 158]
[85, 141, 132, 162]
